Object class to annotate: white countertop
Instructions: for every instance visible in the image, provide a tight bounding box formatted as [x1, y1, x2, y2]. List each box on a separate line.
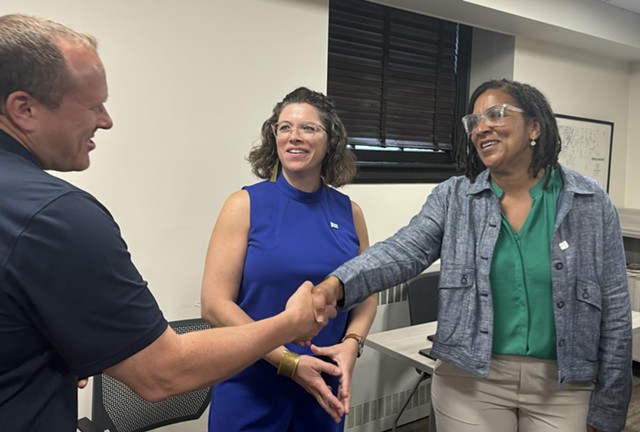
[619, 208, 640, 239]
[366, 311, 640, 373]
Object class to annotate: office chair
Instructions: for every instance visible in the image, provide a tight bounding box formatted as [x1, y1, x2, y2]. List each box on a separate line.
[77, 318, 212, 432]
[393, 271, 439, 432]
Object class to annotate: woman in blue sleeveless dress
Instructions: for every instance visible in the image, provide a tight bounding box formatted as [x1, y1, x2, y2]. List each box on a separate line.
[201, 87, 377, 432]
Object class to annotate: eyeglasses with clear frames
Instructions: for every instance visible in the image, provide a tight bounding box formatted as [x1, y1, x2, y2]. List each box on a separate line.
[461, 104, 524, 135]
[272, 122, 327, 139]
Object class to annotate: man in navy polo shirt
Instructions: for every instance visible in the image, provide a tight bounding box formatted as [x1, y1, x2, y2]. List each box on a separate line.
[0, 14, 337, 431]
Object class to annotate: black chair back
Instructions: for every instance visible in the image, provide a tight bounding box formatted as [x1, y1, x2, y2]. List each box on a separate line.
[90, 318, 212, 432]
[407, 271, 439, 325]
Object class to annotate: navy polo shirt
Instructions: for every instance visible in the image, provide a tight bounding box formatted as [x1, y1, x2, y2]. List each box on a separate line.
[0, 131, 167, 431]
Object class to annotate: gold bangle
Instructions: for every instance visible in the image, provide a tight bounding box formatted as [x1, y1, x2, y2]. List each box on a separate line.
[276, 349, 300, 379]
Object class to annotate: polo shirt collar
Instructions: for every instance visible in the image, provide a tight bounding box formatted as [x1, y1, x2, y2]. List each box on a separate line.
[0, 130, 41, 167]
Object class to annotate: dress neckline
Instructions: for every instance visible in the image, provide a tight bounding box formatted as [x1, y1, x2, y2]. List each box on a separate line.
[275, 173, 324, 203]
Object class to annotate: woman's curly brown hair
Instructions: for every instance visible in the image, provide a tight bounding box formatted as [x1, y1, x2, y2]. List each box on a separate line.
[247, 87, 356, 188]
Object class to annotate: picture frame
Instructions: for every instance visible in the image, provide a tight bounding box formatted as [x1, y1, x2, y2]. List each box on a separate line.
[555, 114, 614, 192]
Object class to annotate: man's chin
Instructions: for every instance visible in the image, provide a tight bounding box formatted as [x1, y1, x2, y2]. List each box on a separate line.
[75, 160, 91, 171]
[49, 158, 91, 172]
[73, 153, 92, 171]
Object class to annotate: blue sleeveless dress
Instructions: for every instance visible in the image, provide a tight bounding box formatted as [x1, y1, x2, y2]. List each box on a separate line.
[208, 173, 360, 431]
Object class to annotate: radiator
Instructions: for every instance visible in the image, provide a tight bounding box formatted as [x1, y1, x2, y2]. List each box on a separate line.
[345, 283, 431, 431]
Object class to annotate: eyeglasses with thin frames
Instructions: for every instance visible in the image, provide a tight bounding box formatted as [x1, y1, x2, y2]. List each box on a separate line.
[272, 122, 327, 139]
[461, 104, 524, 135]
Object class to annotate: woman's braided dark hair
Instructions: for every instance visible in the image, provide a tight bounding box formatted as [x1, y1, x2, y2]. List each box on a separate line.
[456, 79, 561, 186]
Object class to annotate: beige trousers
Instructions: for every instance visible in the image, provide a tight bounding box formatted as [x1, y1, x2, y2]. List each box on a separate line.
[431, 355, 594, 432]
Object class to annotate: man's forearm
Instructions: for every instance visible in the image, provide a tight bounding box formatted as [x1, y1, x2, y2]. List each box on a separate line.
[106, 282, 326, 402]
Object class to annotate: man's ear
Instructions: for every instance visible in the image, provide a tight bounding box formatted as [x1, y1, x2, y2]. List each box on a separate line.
[4, 91, 39, 132]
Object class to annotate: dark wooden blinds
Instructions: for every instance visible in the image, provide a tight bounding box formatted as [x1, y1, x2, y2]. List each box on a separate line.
[327, 0, 471, 183]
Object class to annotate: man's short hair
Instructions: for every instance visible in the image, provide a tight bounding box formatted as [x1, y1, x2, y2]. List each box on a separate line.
[0, 14, 98, 110]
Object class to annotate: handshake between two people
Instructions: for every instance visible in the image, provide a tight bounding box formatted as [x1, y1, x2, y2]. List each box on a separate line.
[282, 277, 352, 423]
[284, 276, 344, 345]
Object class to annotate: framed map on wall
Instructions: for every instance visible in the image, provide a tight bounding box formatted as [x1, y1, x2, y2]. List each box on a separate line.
[556, 114, 613, 192]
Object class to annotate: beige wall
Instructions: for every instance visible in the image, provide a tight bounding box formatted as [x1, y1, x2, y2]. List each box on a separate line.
[628, 63, 640, 208]
[343, 184, 434, 242]
[3, 0, 640, 429]
[1, 0, 332, 427]
[513, 37, 631, 206]
[3, 0, 331, 320]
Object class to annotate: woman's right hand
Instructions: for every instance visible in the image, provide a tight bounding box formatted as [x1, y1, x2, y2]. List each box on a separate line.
[292, 354, 344, 423]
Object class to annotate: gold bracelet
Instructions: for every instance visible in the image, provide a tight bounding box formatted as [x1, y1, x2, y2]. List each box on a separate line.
[276, 349, 300, 379]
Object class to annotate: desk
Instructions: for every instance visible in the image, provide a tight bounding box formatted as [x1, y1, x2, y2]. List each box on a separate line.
[366, 311, 640, 430]
[366, 321, 437, 431]
[366, 321, 438, 374]
[367, 310, 640, 372]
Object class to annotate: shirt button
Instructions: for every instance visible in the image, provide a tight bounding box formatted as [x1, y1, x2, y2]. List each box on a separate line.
[461, 276, 468, 285]
[582, 290, 590, 299]
[558, 339, 565, 347]
[555, 262, 564, 270]
[557, 301, 565, 308]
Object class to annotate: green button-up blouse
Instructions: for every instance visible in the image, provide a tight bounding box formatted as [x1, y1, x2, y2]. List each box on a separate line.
[489, 168, 563, 359]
